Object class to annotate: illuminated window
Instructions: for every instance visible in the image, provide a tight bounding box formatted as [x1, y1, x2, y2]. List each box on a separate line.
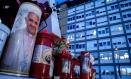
[106, 0, 110, 2]
[100, 51, 113, 63]
[117, 66, 131, 78]
[101, 66, 115, 79]
[114, 50, 130, 63]
[67, 33, 75, 41]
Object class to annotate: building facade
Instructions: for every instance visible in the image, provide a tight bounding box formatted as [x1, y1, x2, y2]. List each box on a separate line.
[58, 0, 131, 79]
[58, 3, 68, 37]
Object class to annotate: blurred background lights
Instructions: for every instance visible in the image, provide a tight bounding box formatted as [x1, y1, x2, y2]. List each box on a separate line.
[0, 18, 2, 23]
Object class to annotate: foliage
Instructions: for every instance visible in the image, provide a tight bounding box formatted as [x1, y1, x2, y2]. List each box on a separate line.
[52, 36, 66, 55]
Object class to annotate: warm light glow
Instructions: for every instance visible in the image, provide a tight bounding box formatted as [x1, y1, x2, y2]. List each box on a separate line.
[80, 34, 83, 37]
[108, 57, 112, 60]
[0, 18, 1, 23]
[104, 57, 108, 60]
[105, 70, 109, 73]
[127, 68, 131, 73]
[67, 35, 74, 41]
[93, 30, 96, 35]
[120, 56, 124, 59]
[70, 35, 73, 39]
[106, 0, 112, 2]
[124, 53, 129, 59]
[114, 47, 119, 51]
[100, 54, 103, 56]
[118, 27, 123, 31]
[115, 54, 119, 59]
[4, 5, 10, 9]
[106, 0, 110, 2]
[121, 68, 127, 75]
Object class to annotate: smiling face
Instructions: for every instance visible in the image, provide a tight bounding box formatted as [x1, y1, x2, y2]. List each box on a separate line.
[26, 12, 39, 35]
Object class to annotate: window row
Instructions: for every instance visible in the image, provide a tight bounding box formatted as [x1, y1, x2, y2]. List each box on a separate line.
[67, 24, 75, 30]
[122, 11, 131, 21]
[107, 1, 131, 11]
[68, 11, 131, 24]
[86, 19, 96, 26]
[94, 65, 131, 79]
[76, 14, 84, 19]
[86, 37, 127, 50]
[68, 14, 130, 30]
[67, 23, 126, 38]
[67, 26, 130, 41]
[68, 0, 131, 16]
[120, 1, 131, 10]
[109, 14, 120, 21]
[92, 50, 130, 65]
[125, 22, 131, 34]
[98, 40, 111, 47]
[127, 35, 131, 47]
[86, 24, 124, 36]
[125, 23, 131, 30]
[69, 43, 85, 50]
[67, 22, 85, 31]
[98, 27, 109, 35]
[69, 36, 129, 51]
[110, 4, 119, 10]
